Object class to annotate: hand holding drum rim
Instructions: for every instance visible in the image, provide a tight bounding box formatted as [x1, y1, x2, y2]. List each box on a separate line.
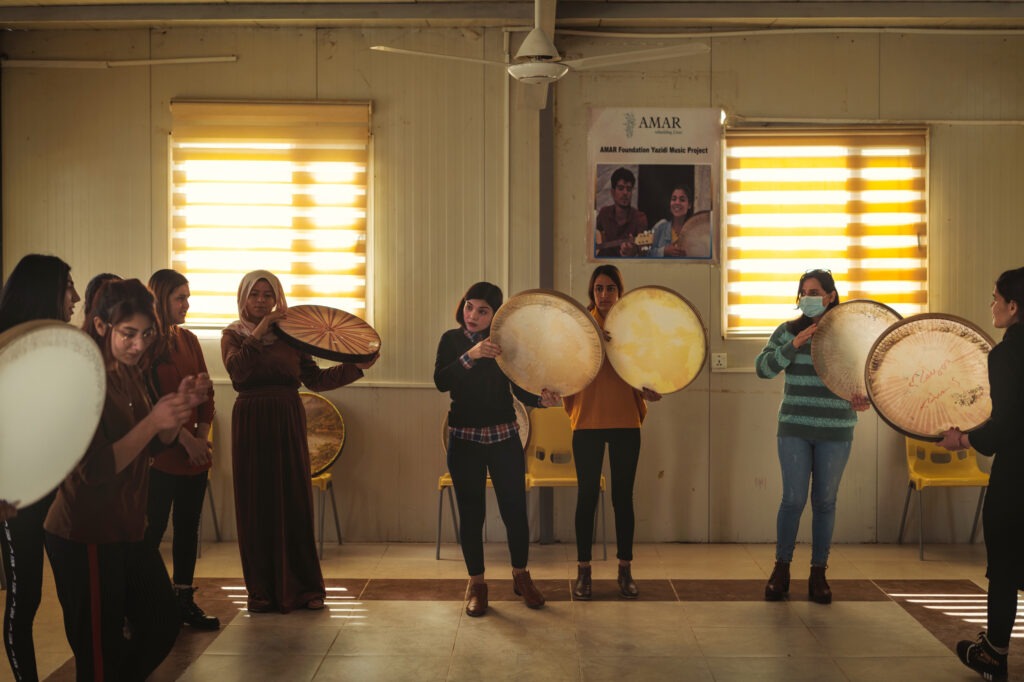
[253, 309, 286, 340]
[468, 338, 501, 360]
[0, 500, 18, 522]
[792, 323, 817, 348]
[539, 388, 562, 407]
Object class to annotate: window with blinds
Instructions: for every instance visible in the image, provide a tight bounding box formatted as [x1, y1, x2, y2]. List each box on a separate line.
[169, 101, 371, 330]
[722, 128, 928, 337]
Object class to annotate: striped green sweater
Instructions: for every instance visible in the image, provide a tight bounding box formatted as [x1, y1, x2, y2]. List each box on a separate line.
[755, 322, 857, 441]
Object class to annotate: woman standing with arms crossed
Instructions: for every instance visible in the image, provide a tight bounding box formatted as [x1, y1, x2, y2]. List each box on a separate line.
[755, 269, 869, 604]
[568, 265, 661, 601]
[0, 254, 79, 681]
[434, 281, 560, 617]
[222, 270, 374, 613]
[44, 279, 208, 680]
[144, 269, 219, 630]
[939, 267, 1024, 682]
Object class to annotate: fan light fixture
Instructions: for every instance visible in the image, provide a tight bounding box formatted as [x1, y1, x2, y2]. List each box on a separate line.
[506, 61, 569, 84]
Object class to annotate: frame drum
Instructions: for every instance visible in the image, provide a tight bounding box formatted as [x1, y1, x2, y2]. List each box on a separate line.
[865, 314, 994, 441]
[490, 290, 604, 397]
[811, 300, 902, 401]
[441, 397, 530, 454]
[276, 304, 381, 364]
[603, 286, 708, 394]
[679, 210, 712, 258]
[0, 320, 105, 507]
[300, 392, 346, 477]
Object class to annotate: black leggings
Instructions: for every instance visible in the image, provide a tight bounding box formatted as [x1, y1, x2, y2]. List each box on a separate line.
[144, 469, 208, 586]
[1, 490, 55, 682]
[447, 436, 529, 576]
[573, 428, 641, 563]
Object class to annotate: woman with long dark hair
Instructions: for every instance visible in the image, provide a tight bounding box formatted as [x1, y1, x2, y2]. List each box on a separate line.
[0, 253, 79, 681]
[144, 269, 219, 630]
[755, 269, 869, 604]
[567, 265, 661, 601]
[44, 278, 208, 680]
[940, 266, 1024, 682]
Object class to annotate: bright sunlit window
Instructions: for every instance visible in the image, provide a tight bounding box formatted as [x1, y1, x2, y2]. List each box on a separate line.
[723, 128, 928, 337]
[169, 101, 371, 330]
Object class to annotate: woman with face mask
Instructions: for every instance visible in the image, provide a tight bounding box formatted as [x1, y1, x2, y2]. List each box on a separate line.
[754, 269, 869, 605]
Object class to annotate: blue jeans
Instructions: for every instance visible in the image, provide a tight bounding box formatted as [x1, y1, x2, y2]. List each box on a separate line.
[775, 436, 852, 566]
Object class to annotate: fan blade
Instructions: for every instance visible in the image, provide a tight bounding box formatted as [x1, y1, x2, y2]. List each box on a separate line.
[369, 46, 504, 67]
[516, 82, 551, 111]
[562, 43, 709, 72]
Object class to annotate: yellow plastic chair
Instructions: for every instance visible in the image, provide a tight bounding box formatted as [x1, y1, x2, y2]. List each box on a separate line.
[524, 408, 607, 560]
[898, 437, 989, 560]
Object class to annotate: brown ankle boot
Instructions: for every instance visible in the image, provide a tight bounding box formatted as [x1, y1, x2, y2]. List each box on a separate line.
[574, 565, 592, 600]
[617, 564, 639, 599]
[465, 582, 488, 617]
[808, 565, 832, 604]
[764, 560, 790, 601]
[512, 570, 545, 609]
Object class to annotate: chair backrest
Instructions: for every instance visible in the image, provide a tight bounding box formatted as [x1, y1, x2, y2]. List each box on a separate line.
[525, 408, 575, 479]
[904, 437, 984, 480]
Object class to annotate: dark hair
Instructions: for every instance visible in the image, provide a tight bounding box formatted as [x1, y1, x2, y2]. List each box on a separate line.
[0, 254, 72, 334]
[87, 279, 157, 367]
[995, 266, 1024, 326]
[669, 184, 694, 222]
[455, 282, 503, 326]
[586, 264, 625, 311]
[610, 167, 636, 189]
[148, 269, 189, 360]
[81, 273, 122, 329]
[786, 269, 840, 335]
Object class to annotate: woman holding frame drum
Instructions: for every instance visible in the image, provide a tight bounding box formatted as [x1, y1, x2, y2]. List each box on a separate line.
[939, 267, 1024, 682]
[755, 268, 869, 605]
[434, 281, 561, 617]
[566, 265, 662, 601]
[144, 269, 219, 630]
[0, 253, 79, 681]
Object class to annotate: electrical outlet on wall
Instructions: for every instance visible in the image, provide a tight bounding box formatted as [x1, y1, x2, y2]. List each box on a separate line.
[711, 353, 728, 370]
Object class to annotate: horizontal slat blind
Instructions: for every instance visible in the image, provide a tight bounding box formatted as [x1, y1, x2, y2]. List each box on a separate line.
[723, 128, 928, 337]
[169, 101, 371, 330]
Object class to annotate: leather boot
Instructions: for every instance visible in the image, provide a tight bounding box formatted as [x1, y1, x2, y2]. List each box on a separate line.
[176, 586, 220, 630]
[764, 560, 790, 601]
[808, 565, 832, 604]
[512, 570, 545, 609]
[465, 582, 488, 617]
[617, 564, 639, 599]
[573, 565, 592, 600]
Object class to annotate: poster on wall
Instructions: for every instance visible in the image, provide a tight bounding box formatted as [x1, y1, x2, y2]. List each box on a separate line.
[588, 108, 722, 263]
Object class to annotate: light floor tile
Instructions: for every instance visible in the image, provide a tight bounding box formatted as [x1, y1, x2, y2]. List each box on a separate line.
[448, 652, 580, 682]
[705, 656, 849, 682]
[692, 625, 827, 658]
[834, 655, 975, 681]
[178, 652, 324, 682]
[682, 600, 808, 627]
[580, 655, 713, 681]
[313, 654, 452, 681]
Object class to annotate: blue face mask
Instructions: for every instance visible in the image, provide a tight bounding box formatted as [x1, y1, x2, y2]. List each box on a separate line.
[798, 296, 827, 318]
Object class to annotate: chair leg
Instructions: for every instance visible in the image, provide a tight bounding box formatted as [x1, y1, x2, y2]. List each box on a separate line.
[436, 489, 444, 561]
[970, 487, 986, 544]
[318, 486, 326, 560]
[600, 488, 608, 561]
[897, 483, 913, 544]
[917, 489, 925, 561]
[447, 487, 460, 545]
[328, 482, 342, 545]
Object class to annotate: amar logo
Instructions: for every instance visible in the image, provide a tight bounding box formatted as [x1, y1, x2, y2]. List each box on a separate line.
[623, 112, 636, 138]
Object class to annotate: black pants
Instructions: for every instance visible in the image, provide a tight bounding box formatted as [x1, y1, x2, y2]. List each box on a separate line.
[447, 435, 529, 576]
[573, 428, 641, 563]
[1, 490, 55, 682]
[144, 469, 208, 586]
[44, 533, 179, 682]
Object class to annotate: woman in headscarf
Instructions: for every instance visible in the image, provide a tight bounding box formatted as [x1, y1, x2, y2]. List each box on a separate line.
[221, 270, 375, 613]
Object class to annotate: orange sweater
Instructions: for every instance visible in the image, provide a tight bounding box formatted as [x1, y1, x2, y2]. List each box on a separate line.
[563, 307, 647, 430]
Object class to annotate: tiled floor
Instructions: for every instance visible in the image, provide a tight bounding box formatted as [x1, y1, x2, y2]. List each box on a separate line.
[2, 541, 1021, 681]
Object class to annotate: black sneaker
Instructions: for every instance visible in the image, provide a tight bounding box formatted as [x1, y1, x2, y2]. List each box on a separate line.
[956, 631, 1008, 681]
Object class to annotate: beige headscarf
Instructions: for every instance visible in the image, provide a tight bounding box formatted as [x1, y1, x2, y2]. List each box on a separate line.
[223, 270, 288, 344]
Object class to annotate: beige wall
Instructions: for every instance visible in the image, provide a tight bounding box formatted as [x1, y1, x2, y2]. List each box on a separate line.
[3, 27, 1023, 545]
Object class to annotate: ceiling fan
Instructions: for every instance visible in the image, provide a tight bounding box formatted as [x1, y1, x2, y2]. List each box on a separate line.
[370, 0, 708, 105]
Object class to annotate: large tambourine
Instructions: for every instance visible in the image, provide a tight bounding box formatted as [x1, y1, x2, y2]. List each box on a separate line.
[812, 300, 903, 401]
[865, 314, 994, 441]
[0, 320, 106, 507]
[441, 397, 530, 454]
[603, 286, 708, 394]
[490, 290, 604, 397]
[275, 304, 381, 364]
[300, 392, 346, 477]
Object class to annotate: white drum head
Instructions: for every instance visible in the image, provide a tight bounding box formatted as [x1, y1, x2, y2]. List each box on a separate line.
[603, 286, 708, 394]
[0, 320, 105, 507]
[812, 300, 902, 401]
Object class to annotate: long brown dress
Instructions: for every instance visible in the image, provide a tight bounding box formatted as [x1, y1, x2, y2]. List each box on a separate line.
[222, 331, 362, 612]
